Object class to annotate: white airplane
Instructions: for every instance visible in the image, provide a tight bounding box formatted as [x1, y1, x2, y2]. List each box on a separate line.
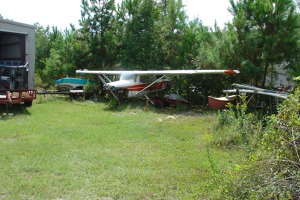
[76, 69, 240, 101]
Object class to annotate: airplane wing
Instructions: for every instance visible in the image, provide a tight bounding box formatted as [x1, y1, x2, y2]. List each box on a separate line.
[76, 69, 240, 75]
[76, 70, 122, 75]
[132, 69, 240, 75]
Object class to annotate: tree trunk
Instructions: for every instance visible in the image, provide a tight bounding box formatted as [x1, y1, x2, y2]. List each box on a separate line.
[262, 63, 269, 88]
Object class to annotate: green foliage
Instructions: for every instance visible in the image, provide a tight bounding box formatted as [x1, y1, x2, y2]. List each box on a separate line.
[35, 25, 80, 87]
[155, 0, 187, 69]
[83, 81, 98, 93]
[258, 86, 300, 198]
[222, 85, 300, 199]
[83, 81, 99, 100]
[119, 0, 160, 69]
[79, 0, 117, 69]
[213, 97, 262, 149]
[34, 73, 44, 89]
[104, 93, 120, 108]
[228, 0, 300, 86]
[35, 25, 51, 76]
[42, 48, 63, 83]
[293, 76, 300, 82]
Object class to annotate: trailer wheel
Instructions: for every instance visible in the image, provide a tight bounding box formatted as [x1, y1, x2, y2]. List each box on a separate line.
[24, 101, 33, 107]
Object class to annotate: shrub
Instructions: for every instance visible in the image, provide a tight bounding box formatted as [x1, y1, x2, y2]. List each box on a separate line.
[257, 84, 300, 198]
[223, 83, 300, 199]
[34, 73, 47, 89]
[213, 97, 262, 149]
[83, 81, 99, 100]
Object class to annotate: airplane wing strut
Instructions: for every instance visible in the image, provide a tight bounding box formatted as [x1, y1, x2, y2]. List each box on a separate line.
[136, 75, 168, 96]
[97, 74, 119, 102]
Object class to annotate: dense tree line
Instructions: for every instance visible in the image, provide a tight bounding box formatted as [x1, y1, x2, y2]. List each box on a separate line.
[35, 0, 300, 103]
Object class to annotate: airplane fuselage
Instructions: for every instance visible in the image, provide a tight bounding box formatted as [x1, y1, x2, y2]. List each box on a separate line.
[106, 77, 170, 98]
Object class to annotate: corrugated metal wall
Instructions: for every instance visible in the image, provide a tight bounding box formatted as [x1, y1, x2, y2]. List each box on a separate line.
[0, 19, 36, 89]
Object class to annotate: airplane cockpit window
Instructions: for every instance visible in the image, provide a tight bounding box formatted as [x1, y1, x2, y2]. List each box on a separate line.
[120, 72, 136, 82]
[140, 75, 155, 84]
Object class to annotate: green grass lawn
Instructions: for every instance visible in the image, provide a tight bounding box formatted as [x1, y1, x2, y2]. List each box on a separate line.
[0, 97, 245, 199]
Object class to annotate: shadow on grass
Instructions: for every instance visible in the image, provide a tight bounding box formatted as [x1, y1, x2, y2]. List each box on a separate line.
[103, 98, 208, 117]
[0, 104, 31, 120]
[103, 98, 145, 111]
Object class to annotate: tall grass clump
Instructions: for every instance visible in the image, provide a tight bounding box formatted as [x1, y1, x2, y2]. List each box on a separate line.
[199, 97, 263, 199]
[221, 81, 300, 199]
[212, 96, 262, 149]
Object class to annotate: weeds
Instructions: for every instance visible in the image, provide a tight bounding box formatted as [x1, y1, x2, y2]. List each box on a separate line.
[212, 96, 262, 150]
[218, 83, 300, 199]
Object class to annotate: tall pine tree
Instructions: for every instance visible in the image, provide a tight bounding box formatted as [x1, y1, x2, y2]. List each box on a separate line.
[229, 0, 300, 87]
[79, 0, 117, 69]
[118, 0, 159, 69]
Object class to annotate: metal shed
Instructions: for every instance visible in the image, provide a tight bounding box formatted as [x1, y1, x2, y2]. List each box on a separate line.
[0, 19, 36, 108]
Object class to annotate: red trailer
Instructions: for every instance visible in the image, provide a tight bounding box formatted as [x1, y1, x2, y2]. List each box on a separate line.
[0, 90, 36, 106]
